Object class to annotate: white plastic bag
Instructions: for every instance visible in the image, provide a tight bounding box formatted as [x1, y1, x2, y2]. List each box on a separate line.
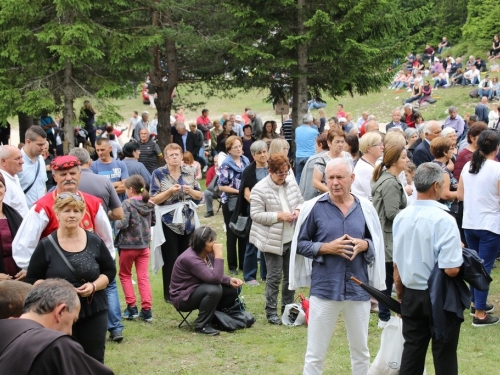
[368, 316, 404, 375]
[368, 316, 426, 375]
[281, 303, 306, 326]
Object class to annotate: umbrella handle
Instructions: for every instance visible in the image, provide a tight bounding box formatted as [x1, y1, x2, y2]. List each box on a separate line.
[350, 276, 362, 285]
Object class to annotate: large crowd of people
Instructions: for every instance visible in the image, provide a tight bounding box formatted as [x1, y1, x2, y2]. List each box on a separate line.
[1, 47, 500, 374]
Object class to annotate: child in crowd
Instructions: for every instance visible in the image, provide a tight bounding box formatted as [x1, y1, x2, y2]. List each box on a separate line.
[116, 175, 155, 322]
[404, 162, 418, 205]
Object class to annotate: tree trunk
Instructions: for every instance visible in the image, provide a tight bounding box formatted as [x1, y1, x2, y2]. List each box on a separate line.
[63, 61, 75, 153]
[18, 112, 34, 144]
[296, 0, 308, 122]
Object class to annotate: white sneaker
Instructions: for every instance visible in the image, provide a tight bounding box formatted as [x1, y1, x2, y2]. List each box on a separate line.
[202, 165, 208, 173]
[407, 88, 412, 92]
[378, 319, 389, 329]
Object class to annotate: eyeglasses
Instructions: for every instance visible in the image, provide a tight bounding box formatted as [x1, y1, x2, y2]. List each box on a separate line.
[275, 170, 290, 177]
[58, 193, 82, 201]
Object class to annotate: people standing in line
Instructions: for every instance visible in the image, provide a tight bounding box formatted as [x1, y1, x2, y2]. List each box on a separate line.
[91, 138, 129, 201]
[0, 145, 28, 217]
[127, 111, 139, 139]
[172, 122, 198, 156]
[296, 158, 385, 375]
[250, 154, 303, 324]
[457, 129, 500, 326]
[116, 175, 155, 323]
[203, 155, 219, 218]
[394, 163, 463, 375]
[68, 148, 124, 222]
[218, 136, 250, 275]
[26, 194, 116, 363]
[137, 128, 162, 174]
[79, 101, 97, 148]
[120, 142, 152, 189]
[295, 113, 319, 184]
[371, 139, 408, 329]
[18, 126, 47, 207]
[235, 141, 269, 286]
[150, 143, 202, 303]
[413, 121, 442, 167]
[0, 173, 24, 282]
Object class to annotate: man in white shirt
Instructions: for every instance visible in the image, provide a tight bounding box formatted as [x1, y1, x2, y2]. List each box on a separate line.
[462, 65, 480, 86]
[18, 126, 47, 207]
[0, 145, 28, 217]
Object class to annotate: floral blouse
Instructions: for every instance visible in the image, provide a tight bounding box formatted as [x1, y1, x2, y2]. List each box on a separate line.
[217, 156, 250, 204]
[150, 166, 201, 235]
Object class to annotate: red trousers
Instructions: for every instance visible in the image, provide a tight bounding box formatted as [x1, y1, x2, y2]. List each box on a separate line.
[119, 248, 152, 310]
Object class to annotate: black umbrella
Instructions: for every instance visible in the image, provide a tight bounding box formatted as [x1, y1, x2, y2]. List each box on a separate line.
[350, 276, 401, 315]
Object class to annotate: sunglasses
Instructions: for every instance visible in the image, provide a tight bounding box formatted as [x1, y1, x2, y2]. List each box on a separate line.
[58, 193, 83, 201]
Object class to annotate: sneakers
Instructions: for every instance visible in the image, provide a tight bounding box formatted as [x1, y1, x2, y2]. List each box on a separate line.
[472, 314, 500, 327]
[109, 331, 124, 342]
[228, 269, 239, 275]
[139, 309, 153, 322]
[470, 304, 494, 316]
[378, 319, 389, 329]
[123, 305, 139, 320]
[204, 211, 214, 218]
[245, 280, 260, 286]
[202, 165, 208, 173]
[267, 315, 282, 325]
[196, 325, 220, 336]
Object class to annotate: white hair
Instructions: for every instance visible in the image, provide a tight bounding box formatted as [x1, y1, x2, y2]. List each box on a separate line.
[325, 157, 353, 175]
[403, 103, 413, 111]
[441, 127, 456, 137]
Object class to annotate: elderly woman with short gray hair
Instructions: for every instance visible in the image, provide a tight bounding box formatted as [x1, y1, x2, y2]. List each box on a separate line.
[249, 154, 304, 324]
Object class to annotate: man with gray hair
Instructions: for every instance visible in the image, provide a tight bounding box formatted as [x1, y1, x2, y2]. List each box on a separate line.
[409, 123, 426, 156]
[413, 121, 442, 167]
[0, 145, 29, 217]
[393, 163, 463, 375]
[0, 279, 114, 374]
[69, 147, 123, 221]
[133, 111, 150, 141]
[296, 158, 385, 375]
[171, 122, 197, 155]
[443, 106, 465, 138]
[295, 113, 318, 184]
[246, 110, 263, 137]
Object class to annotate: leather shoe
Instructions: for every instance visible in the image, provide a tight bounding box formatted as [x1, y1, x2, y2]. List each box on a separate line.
[196, 326, 220, 336]
[204, 211, 214, 218]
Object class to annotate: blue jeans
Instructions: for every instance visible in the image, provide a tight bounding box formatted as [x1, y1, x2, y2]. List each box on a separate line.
[295, 157, 309, 185]
[462, 76, 479, 86]
[307, 100, 327, 112]
[243, 242, 267, 281]
[106, 279, 124, 334]
[197, 147, 206, 168]
[464, 229, 500, 310]
[478, 88, 493, 100]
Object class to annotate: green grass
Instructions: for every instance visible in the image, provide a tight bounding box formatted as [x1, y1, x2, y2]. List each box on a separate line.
[105, 202, 500, 375]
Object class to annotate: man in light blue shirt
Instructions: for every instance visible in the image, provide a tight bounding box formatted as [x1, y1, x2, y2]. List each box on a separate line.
[18, 126, 47, 207]
[393, 163, 463, 375]
[295, 113, 318, 184]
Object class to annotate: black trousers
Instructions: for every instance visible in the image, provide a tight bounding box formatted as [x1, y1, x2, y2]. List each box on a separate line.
[161, 223, 191, 302]
[399, 288, 460, 375]
[222, 203, 246, 271]
[72, 310, 108, 363]
[179, 283, 238, 329]
[378, 262, 395, 322]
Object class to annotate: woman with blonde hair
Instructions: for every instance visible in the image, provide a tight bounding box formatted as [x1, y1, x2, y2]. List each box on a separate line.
[182, 151, 202, 180]
[350, 132, 384, 200]
[371, 141, 408, 328]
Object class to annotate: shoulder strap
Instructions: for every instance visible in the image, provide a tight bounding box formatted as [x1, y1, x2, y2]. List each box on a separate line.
[47, 234, 82, 282]
[23, 158, 41, 194]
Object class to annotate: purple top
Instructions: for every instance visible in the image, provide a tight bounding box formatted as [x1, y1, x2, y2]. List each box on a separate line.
[169, 247, 231, 309]
[0, 219, 16, 277]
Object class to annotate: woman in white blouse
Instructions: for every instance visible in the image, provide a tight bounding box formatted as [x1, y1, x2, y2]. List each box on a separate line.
[488, 103, 499, 129]
[350, 132, 384, 200]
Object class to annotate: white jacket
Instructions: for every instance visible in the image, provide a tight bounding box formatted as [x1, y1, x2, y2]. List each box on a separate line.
[249, 175, 304, 255]
[289, 193, 386, 291]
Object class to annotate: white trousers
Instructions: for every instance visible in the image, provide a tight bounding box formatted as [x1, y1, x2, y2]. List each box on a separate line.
[303, 296, 370, 375]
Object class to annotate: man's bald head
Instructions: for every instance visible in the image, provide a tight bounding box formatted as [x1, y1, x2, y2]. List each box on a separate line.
[481, 96, 488, 104]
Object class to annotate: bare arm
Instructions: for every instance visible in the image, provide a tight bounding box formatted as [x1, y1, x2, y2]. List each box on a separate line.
[108, 207, 124, 221]
[393, 263, 404, 301]
[457, 177, 464, 201]
[444, 267, 461, 278]
[113, 180, 126, 194]
[219, 185, 239, 195]
[312, 168, 328, 193]
[439, 172, 457, 201]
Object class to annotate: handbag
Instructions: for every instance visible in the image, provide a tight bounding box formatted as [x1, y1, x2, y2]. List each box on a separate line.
[281, 303, 306, 326]
[212, 297, 255, 332]
[229, 215, 252, 238]
[226, 194, 238, 212]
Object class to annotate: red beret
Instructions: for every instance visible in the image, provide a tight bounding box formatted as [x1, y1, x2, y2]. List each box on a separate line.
[50, 155, 81, 171]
